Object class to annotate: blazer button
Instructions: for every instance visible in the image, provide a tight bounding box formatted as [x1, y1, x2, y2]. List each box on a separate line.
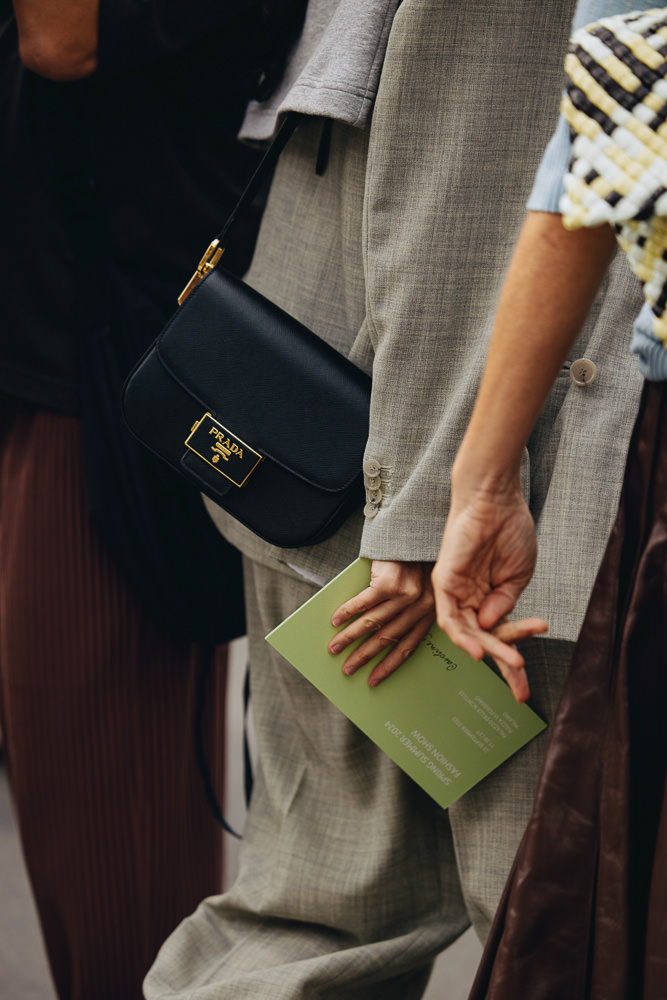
[363, 502, 380, 519]
[363, 457, 382, 478]
[366, 488, 382, 504]
[365, 474, 381, 490]
[569, 357, 598, 387]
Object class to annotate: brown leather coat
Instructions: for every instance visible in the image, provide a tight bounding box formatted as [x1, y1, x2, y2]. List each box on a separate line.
[469, 381, 667, 1000]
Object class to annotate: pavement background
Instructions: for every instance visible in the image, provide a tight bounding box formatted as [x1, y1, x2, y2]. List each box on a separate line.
[0, 638, 481, 999]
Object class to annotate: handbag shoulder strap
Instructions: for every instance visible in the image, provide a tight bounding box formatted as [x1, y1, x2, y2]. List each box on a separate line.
[177, 111, 300, 305]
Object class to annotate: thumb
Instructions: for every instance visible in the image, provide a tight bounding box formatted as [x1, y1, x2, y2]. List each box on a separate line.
[478, 587, 517, 630]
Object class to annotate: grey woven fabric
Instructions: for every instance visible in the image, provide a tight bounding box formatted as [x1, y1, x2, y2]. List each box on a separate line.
[515, 245, 645, 637]
[144, 560, 571, 999]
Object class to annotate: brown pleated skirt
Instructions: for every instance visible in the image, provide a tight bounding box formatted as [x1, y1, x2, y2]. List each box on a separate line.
[0, 401, 228, 1000]
[469, 379, 667, 1000]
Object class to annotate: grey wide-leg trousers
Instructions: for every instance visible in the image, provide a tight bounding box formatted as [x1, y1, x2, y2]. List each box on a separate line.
[145, 558, 570, 1000]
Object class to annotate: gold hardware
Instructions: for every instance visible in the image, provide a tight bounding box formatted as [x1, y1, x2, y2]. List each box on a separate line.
[212, 441, 232, 463]
[185, 413, 263, 487]
[177, 239, 225, 305]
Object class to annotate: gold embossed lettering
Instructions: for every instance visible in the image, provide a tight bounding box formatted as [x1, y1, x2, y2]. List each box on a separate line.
[186, 413, 262, 487]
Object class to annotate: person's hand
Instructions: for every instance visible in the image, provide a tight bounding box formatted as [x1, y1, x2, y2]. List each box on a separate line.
[432, 486, 547, 702]
[328, 560, 435, 687]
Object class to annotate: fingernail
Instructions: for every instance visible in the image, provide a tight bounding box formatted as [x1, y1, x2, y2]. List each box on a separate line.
[331, 615, 342, 626]
[330, 643, 342, 655]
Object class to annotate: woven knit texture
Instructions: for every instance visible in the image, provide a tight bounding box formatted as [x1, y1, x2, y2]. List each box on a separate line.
[561, 7, 667, 343]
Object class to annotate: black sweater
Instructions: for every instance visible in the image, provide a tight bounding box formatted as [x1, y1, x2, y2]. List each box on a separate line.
[0, 0, 268, 413]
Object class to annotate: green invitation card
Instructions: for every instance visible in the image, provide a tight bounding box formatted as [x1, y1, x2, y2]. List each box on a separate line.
[266, 558, 546, 810]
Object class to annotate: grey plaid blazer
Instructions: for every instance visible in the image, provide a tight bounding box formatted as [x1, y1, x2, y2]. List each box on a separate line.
[206, 0, 644, 643]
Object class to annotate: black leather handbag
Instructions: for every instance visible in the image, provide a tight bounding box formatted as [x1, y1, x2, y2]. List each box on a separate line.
[122, 115, 371, 549]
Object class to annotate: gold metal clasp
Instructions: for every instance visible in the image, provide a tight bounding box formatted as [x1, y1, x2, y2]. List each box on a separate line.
[177, 239, 225, 305]
[185, 413, 263, 487]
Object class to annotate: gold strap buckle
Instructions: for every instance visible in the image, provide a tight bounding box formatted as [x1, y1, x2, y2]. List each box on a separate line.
[177, 239, 225, 305]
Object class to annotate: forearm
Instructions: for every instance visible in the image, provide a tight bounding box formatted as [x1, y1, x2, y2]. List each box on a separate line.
[13, 0, 99, 80]
[452, 211, 617, 497]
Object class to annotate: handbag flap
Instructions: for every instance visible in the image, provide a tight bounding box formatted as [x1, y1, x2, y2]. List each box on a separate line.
[155, 268, 371, 494]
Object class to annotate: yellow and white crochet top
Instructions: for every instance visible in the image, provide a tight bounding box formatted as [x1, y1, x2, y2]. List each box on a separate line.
[560, 8, 667, 344]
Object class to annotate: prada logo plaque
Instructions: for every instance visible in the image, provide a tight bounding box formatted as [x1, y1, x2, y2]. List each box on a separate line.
[185, 413, 263, 487]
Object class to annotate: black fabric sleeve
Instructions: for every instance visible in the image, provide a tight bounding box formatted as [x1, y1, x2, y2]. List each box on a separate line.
[97, 0, 251, 73]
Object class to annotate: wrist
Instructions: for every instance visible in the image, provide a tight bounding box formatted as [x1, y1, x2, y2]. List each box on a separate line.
[451, 439, 523, 503]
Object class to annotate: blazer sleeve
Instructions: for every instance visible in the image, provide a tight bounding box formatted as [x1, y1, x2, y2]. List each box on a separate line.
[356, 0, 575, 563]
